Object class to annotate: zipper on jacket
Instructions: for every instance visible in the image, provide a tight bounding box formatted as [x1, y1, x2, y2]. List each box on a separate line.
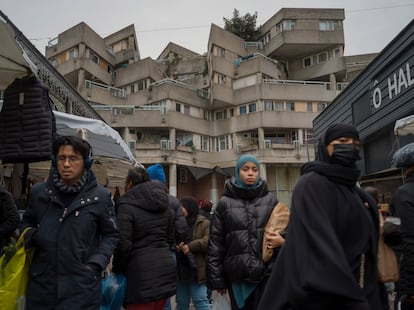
[59, 207, 68, 222]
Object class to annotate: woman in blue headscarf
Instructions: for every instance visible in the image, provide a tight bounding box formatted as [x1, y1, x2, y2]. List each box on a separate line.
[206, 154, 283, 309]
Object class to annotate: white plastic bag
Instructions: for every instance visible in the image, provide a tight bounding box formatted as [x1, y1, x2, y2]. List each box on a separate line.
[211, 292, 231, 310]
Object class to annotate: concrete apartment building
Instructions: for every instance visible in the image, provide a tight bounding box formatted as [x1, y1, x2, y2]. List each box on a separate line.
[44, 8, 376, 204]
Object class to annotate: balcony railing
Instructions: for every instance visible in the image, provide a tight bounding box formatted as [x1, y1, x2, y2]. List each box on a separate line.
[85, 80, 126, 98]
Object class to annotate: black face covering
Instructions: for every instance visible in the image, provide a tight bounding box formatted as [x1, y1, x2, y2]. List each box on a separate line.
[331, 144, 361, 167]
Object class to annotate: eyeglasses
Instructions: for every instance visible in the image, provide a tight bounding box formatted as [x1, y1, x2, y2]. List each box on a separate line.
[56, 156, 81, 164]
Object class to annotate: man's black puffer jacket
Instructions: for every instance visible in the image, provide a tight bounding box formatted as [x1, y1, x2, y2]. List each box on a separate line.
[206, 177, 278, 290]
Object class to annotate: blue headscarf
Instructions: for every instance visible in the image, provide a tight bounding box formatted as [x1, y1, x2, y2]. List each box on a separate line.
[147, 164, 166, 183]
[235, 154, 261, 188]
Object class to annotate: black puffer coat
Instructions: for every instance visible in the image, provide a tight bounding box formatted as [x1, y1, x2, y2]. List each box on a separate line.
[0, 186, 20, 253]
[115, 181, 176, 304]
[206, 178, 278, 290]
[393, 174, 414, 297]
[21, 170, 119, 310]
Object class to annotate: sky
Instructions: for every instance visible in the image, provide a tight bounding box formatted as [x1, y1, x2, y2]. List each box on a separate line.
[1, 0, 413, 59]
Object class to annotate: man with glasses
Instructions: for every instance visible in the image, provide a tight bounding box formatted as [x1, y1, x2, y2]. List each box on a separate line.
[21, 135, 119, 310]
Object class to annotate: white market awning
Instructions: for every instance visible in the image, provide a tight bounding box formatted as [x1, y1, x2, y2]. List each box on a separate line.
[394, 114, 414, 136]
[0, 18, 35, 89]
[54, 110, 138, 166]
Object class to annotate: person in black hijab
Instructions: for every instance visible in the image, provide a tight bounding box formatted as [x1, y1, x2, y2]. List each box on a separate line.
[258, 123, 381, 310]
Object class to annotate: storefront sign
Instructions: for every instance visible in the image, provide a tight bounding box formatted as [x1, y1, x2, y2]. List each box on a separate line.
[371, 62, 413, 109]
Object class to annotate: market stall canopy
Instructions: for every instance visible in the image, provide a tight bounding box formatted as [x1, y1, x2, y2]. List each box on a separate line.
[0, 17, 35, 89]
[394, 114, 414, 136]
[54, 110, 138, 166]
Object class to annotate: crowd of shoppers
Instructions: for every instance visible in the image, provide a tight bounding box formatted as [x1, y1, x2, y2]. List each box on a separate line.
[3, 126, 412, 309]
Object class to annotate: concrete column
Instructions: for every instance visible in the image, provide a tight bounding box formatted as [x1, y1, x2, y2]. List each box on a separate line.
[169, 128, 176, 150]
[329, 73, 337, 91]
[169, 163, 177, 197]
[210, 173, 219, 205]
[78, 43, 86, 60]
[77, 69, 85, 91]
[260, 162, 267, 182]
[258, 127, 265, 149]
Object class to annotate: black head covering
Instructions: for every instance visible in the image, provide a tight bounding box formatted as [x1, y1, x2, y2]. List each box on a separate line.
[325, 123, 360, 145]
[317, 123, 359, 163]
[303, 123, 361, 186]
[180, 196, 199, 242]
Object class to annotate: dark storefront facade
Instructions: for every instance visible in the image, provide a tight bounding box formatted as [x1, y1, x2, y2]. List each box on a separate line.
[313, 19, 414, 201]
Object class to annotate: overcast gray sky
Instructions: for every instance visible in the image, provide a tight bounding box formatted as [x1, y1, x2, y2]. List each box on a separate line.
[1, 0, 413, 59]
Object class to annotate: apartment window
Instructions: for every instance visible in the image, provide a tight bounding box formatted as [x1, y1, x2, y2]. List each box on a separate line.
[318, 52, 328, 64]
[261, 32, 271, 45]
[286, 102, 295, 111]
[128, 140, 136, 151]
[303, 57, 312, 67]
[319, 20, 341, 31]
[239, 105, 247, 115]
[50, 58, 57, 66]
[248, 102, 257, 113]
[201, 135, 210, 151]
[184, 104, 190, 115]
[303, 51, 328, 68]
[68, 49, 76, 60]
[179, 168, 188, 183]
[229, 108, 234, 117]
[176, 103, 181, 112]
[275, 102, 284, 111]
[279, 20, 296, 31]
[303, 129, 314, 144]
[203, 110, 210, 120]
[275, 132, 288, 144]
[176, 133, 193, 147]
[306, 102, 313, 112]
[130, 84, 135, 93]
[216, 135, 229, 151]
[334, 48, 341, 58]
[137, 79, 147, 90]
[264, 100, 273, 111]
[89, 50, 99, 64]
[291, 130, 298, 143]
[217, 47, 225, 57]
[265, 132, 288, 144]
[216, 111, 223, 120]
[129, 129, 136, 135]
[217, 74, 226, 84]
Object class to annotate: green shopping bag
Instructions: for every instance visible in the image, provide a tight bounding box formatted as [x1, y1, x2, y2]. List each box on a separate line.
[0, 227, 34, 310]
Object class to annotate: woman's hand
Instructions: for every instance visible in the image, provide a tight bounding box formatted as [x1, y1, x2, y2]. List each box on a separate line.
[265, 231, 285, 249]
[176, 242, 190, 254]
[217, 289, 227, 295]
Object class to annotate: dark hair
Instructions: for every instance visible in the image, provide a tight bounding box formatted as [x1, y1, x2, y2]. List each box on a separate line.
[363, 186, 379, 204]
[200, 200, 213, 212]
[127, 167, 150, 186]
[52, 135, 92, 159]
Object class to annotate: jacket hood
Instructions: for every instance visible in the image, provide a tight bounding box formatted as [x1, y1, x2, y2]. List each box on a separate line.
[120, 181, 169, 213]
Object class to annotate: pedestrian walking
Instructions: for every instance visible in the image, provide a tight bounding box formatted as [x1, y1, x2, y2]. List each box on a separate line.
[206, 154, 283, 310]
[258, 123, 381, 310]
[21, 135, 119, 309]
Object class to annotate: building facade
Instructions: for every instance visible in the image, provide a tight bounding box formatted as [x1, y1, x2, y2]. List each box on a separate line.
[313, 19, 414, 202]
[45, 8, 376, 203]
